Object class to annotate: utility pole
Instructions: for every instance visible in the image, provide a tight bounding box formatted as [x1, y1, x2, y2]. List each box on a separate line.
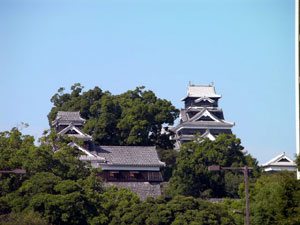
[208, 165, 253, 225]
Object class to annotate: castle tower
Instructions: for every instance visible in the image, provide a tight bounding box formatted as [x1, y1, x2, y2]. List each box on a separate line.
[52, 111, 93, 150]
[171, 84, 235, 150]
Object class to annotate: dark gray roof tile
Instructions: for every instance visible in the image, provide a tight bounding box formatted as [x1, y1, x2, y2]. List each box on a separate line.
[52, 111, 86, 126]
[93, 146, 165, 167]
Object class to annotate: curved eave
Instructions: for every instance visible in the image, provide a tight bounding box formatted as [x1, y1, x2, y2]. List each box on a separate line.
[52, 120, 85, 126]
[174, 121, 234, 130]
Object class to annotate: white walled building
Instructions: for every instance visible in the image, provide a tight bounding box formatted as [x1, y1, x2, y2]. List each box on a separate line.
[262, 152, 297, 173]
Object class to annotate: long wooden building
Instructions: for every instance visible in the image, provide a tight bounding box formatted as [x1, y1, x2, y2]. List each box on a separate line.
[52, 111, 165, 200]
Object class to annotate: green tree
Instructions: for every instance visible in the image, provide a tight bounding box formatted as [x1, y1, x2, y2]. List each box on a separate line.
[0, 128, 105, 225]
[169, 134, 260, 198]
[120, 195, 235, 225]
[0, 211, 50, 225]
[226, 171, 300, 225]
[97, 186, 140, 225]
[48, 84, 179, 148]
[157, 148, 178, 181]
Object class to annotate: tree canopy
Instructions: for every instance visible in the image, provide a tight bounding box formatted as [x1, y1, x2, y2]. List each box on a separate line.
[169, 134, 260, 198]
[0, 128, 238, 225]
[0, 128, 139, 225]
[224, 171, 300, 225]
[48, 83, 179, 149]
[118, 195, 235, 225]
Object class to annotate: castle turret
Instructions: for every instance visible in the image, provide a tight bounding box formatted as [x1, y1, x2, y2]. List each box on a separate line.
[171, 84, 234, 150]
[52, 111, 92, 150]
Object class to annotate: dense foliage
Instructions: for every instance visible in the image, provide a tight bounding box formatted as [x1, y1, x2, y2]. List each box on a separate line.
[225, 171, 300, 225]
[0, 128, 139, 225]
[0, 211, 49, 225]
[157, 148, 178, 181]
[48, 83, 179, 149]
[0, 128, 237, 225]
[118, 195, 235, 225]
[169, 134, 260, 198]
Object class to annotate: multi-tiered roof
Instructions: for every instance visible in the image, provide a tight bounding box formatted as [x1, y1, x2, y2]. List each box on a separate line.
[171, 84, 234, 150]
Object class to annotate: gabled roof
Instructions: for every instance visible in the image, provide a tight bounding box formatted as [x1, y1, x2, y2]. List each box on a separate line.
[189, 108, 222, 123]
[52, 111, 86, 126]
[262, 152, 297, 167]
[201, 129, 216, 141]
[181, 84, 221, 101]
[181, 107, 235, 126]
[91, 146, 165, 167]
[58, 124, 92, 141]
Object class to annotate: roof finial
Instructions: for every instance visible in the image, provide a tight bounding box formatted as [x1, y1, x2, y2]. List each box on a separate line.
[189, 81, 192, 86]
[211, 81, 214, 86]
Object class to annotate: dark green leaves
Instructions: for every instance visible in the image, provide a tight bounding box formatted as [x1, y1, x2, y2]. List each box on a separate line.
[48, 84, 179, 148]
[169, 134, 260, 198]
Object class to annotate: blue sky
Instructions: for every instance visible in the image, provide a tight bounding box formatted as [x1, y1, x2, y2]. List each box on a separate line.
[0, 0, 295, 164]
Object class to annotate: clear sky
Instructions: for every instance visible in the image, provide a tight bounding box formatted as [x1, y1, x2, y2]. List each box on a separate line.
[0, 0, 295, 165]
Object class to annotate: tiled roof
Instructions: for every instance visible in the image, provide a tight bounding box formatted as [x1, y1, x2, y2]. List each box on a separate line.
[92, 146, 165, 167]
[79, 155, 106, 162]
[103, 182, 162, 201]
[52, 111, 86, 126]
[182, 84, 221, 100]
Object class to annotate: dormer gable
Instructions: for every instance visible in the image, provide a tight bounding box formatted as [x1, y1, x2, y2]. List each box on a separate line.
[186, 108, 235, 126]
[262, 152, 296, 167]
[201, 129, 216, 141]
[189, 108, 222, 122]
[58, 123, 92, 141]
